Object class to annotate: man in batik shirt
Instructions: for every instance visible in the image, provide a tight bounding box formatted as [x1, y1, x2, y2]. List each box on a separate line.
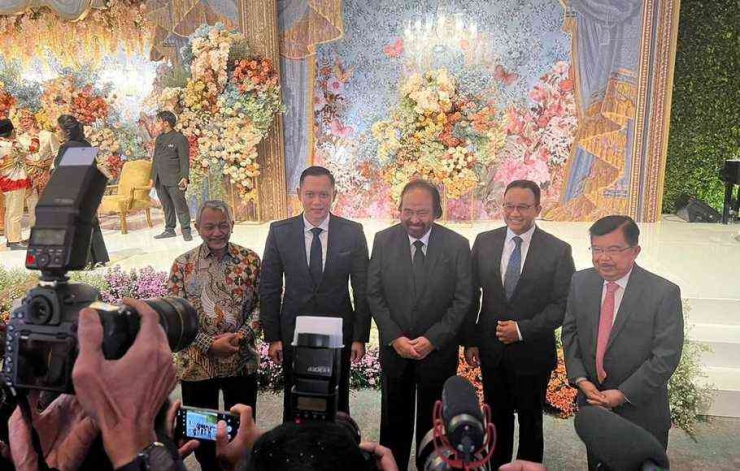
[17, 110, 58, 227]
[167, 200, 260, 471]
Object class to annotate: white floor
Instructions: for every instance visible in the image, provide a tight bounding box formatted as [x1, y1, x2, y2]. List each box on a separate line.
[2, 211, 740, 415]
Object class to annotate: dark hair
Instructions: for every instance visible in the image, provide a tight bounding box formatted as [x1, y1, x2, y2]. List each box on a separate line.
[299, 166, 336, 187]
[398, 179, 443, 219]
[589, 215, 640, 246]
[156, 110, 177, 128]
[0, 119, 13, 138]
[247, 422, 368, 471]
[504, 180, 541, 206]
[57, 114, 85, 142]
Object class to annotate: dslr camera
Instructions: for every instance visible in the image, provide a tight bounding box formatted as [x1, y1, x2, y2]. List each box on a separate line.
[3, 147, 198, 394]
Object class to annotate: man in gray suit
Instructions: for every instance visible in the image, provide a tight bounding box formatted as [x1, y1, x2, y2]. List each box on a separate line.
[151, 110, 192, 241]
[368, 179, 472, 470]
[562, 215, 683, 457]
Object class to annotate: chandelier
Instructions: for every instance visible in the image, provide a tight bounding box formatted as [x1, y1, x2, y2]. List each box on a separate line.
[403, 4, 480, 66]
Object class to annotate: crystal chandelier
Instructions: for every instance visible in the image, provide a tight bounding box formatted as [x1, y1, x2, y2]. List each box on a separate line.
[403, 4, 480, 66]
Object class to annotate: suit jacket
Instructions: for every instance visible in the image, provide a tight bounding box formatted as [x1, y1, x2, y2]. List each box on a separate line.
[150, 131, 189, 186]
[367, 223, 473, 381]
[260, 214, 371, 346]
[562, 264, 684, 438]
[466, 226, 575, 374]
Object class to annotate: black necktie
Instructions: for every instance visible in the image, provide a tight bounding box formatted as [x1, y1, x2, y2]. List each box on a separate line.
[413, 240, 426, 298]
[309, 227, 323, 285]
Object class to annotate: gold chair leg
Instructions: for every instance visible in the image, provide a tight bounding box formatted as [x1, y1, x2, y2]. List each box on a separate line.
[145, 208, 153, 228]
[120, 212, 128, 234]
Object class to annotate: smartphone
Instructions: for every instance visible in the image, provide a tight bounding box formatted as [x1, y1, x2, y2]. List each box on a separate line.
[175, 406, 240, 442]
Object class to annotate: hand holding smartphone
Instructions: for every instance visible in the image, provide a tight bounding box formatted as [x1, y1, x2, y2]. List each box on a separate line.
[175, 406, 240, 442]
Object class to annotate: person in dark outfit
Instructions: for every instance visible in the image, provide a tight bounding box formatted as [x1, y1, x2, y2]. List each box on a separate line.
[151, 111, 192, 241]
[54, 115, 109, 267]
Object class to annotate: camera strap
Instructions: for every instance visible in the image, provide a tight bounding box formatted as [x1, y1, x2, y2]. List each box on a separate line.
[17, 392, 57, 471]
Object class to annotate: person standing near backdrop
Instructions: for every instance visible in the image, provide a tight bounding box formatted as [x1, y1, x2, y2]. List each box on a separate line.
[464, 180, 574, 468]
[260, 166, 371, 421]
[151, 110, 192, 241]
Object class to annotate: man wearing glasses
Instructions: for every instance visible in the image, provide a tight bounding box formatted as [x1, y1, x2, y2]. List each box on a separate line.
[562, 215, 683, 465]
[464, 180, 575, 468]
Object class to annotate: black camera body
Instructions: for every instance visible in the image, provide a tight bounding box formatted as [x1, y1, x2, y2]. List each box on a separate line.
[290, 332, 343, 422]
[2, 148, 198, 395]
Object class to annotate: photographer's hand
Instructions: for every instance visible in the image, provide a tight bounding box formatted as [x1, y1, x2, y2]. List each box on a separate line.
[359, 442, 399, 471]
[216, 405, 261, 471]
[72, 298, 177, 469]
[9, 392, 98, 471]
[165, 400, 200, 459]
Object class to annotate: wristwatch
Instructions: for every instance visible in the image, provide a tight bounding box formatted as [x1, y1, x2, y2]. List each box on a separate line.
[117, 442, 176, 471]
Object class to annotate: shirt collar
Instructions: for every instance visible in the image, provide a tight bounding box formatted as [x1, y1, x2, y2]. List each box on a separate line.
[408, 226, 432, 247]
[200, 242, 237, 261]
[505, 223, 536, 245]
[603, 267, 633, 291]
[303, 213, 330, 233]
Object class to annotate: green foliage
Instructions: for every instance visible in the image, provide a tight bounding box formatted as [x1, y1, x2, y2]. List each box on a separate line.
[668, 301, 714, 439]
[663, 0, 740, 212]
[161, 65, 190, 90]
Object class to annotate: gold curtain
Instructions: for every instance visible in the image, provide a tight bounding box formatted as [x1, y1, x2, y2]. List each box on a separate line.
[280, 0, 343, 60]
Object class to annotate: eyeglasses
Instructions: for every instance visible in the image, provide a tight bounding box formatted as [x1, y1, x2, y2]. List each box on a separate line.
[503, 203, 535, 213]
[590, 246, 634, 256]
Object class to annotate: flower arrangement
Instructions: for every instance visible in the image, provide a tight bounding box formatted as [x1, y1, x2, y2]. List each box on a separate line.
[39, 74, 112, 127]
[257, 342, 285, 391]
[89, 127, 123, 179]
[349, 347, 382, 389]
[99, 266, 169, 304]
[372, 69, 506, 200]
[0, 0, 150, 70]
[545, 349, 579, 418]
[493, 62, 578, 196]
[155, 24, 285, 200]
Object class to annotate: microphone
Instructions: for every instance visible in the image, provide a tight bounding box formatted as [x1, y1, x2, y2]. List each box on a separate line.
[575, 406, 669, 470]
[441, 375, 486, 463]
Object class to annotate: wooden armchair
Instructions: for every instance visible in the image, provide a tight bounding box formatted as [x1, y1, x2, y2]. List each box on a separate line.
[99, 160, 154, 234]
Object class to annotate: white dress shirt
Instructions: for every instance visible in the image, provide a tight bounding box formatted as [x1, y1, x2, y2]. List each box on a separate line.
[500, 224, 536, 285]
[408, 227, 432, 260]
[601, 269, 633, 325]
[499, 224, 535, 342]
[303, 213, 330, 270]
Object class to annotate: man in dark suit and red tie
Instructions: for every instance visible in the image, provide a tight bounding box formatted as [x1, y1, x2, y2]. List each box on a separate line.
[260, 166, 371, 421]
[367, 179, 473, 470]
[562, 215, 684, 466]
[464, 180, 575, 468]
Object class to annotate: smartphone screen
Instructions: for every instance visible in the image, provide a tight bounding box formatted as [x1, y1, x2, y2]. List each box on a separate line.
[176, 407, 239, 441]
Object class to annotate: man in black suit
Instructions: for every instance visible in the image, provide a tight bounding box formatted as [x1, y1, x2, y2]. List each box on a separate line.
[464, 180, 575, 468]
[151, 110, 192, 241]
[368, 180, 472, 470]
[260, 166, 371, 421]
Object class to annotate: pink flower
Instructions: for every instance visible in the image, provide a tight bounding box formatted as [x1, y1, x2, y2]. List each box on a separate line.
[314, 91, 327, 111]
[326, 75, 344, 95]
[528, 84, 548, 104]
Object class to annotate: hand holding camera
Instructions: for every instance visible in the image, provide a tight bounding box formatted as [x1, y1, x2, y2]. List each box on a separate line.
[72, 298, 177, 468]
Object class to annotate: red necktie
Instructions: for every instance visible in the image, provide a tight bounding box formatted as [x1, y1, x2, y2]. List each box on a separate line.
[596, 282, 619, 383]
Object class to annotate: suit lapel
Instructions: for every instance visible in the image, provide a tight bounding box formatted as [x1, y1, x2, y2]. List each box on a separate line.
[321, 214, 340, 287]
[510, 227, 541, 300]
[292, 215, 314, 286]
[588, 270, 605, 354]
[491, 229, 507, 301]
[419, 224, 442, 299]
[606, 265, 645, 352]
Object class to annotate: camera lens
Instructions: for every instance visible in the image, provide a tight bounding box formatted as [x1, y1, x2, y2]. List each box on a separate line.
[143, 297, 198, 352]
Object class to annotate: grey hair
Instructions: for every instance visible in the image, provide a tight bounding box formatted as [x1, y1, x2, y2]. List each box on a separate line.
[196, 200, 233, 225]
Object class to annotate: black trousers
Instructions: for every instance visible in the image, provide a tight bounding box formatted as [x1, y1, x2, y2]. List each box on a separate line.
[180, 375, 258, 471]
[155, 180, 191, 231]
[88, 216, 109, 265]
[281, 344, 352, 422]
[379, 362, 447, 471]
[481, 362, 550, 468]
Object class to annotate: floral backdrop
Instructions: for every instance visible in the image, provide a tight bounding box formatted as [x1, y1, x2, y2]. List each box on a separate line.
[310, 0, 579, 221]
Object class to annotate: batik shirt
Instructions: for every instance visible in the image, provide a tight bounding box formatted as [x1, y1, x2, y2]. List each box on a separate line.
[0, 136, 37, 192]
[168, 242, 261, 381]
